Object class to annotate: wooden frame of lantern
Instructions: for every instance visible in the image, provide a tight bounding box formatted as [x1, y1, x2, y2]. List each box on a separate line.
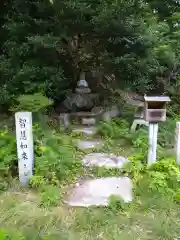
[144, 96, 170, 123]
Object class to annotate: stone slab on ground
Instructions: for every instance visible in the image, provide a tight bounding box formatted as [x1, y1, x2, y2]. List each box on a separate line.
[77, 139, 103, 150]
[82, 117, 96, 125]
[72, 126, 97, 136]
[83, 153, 129, 168]
[67, 177, 132, 207]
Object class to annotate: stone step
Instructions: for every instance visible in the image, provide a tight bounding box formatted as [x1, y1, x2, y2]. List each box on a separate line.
[72, 126, 97, 136]
[66, 177, 132, 207]
[82, 153, 129, 169]
[70, 109, 103, 117]
[81, 117, 96, 125]
[77, 139, 103, 150]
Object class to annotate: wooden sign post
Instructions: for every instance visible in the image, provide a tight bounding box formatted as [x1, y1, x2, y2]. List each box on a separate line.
[148, 123, 158, 165]
[15, 112, 34, 184]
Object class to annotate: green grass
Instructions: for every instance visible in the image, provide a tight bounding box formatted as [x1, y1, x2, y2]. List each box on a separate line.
[0, 181, 178, 240]
[0, 116, 179, 239]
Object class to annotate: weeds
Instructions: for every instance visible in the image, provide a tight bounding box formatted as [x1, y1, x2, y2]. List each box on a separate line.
[90, 166, 120, 178]
[108, 195, 129, 212]
[39, 185, 61, 208]
[0, 229, 25, 240]
[0, 130, 17, 190]
[0, 122, 83, 200]
[98, 119, 130, 140]
[0, 112, 179, 239]
[98, 117, 178, 155]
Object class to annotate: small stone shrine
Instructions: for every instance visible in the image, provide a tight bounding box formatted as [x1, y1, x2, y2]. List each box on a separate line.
[59, 72, 102, 128]
[61, 72, 99, 113]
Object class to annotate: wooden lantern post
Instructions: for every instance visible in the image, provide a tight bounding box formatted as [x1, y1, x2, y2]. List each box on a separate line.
[144, 96, 170, 165]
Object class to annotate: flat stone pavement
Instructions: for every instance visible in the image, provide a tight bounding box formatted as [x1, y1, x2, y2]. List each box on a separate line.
[67, 177, 132, 207]
[82, 153, 129, 168]
[66, 125, 132, 207]
[77, 139, 103, 150]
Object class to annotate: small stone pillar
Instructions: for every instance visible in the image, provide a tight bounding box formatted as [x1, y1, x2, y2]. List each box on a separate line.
[59, 113, 70, 131]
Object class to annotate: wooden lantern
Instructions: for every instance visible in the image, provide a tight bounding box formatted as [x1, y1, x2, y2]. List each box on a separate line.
[144, 96, 170, 123]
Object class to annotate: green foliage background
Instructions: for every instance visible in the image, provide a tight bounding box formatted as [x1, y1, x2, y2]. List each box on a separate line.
[1, 0, 180, 108]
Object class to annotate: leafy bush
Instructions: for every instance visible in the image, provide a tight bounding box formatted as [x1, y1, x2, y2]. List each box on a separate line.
[123, 155, 180, 200]
[0, 229, 25, 240]
[167, 85, 180, 119]
[98, 119, 130, 139]
[91, 166, 120, 178]
[0, 122, 82, 192]
[33, 124, 82, 185]
[158, 118, 176, 148]
[131, 118, 176, 149]
[147, 171, 170, 193]
[148, 158, 180, 191]
[39, 185, 61, 207]
[121, 105, 135, 122]
[98, 117, 177, 152]
[30, 175, 46, 188]
[174, 189, 180, 203]
[10, 93, 53, 112]
[122, 155, 145, 184]
[0, 129, 17, 179]
[98, 119, 149, 153]
[108, 195, 128, 212]
[128, 128, 149, 152]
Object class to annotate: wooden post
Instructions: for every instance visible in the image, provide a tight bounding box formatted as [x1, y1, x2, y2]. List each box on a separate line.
[176, 122, 180, 163]
[148, 123, 158, 165]
[148, 123, 153, 165]
[152, 123, 158, 163]
[15, 112, 34, 184]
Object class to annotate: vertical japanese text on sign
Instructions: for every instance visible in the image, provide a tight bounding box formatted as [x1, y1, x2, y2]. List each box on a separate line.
[15, 112, 34, 184]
